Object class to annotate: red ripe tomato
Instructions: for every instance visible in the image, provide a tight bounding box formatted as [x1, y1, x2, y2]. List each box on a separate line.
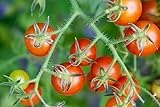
[90, 56, 121, 85]
[113, 0, 142, 25]
[70, 38, 96, 66]
[105, 96, 132, 107]
[25, 23, 56, 56]
[124, 20, 160, 56]
[86, 72, 105, 92]
[51, 62, 85, 96]
[20, 83, 42, 106]
[112, 76, 140, 101]
[140, 0, 160, 25]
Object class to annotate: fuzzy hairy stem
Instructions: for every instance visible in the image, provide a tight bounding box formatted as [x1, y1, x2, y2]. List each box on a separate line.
[28, 12, 78, 106]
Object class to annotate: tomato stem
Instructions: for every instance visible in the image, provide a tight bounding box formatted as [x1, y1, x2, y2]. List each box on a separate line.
[133, 55, 137, 73]
[43, 12, 79, 68]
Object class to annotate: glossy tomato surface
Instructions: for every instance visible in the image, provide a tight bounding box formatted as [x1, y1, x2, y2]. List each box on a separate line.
[125, 20, 160, 56]
[105, 96, 132, 107]
[20, 83, 42, 106]
[51, 62, 85, 96]
[25, 23, 56, 56]
[70, 38, 96, 66]
[90, 56, 121, 85]
[112, 76, 140, 101]
[114, 0, 142, 25]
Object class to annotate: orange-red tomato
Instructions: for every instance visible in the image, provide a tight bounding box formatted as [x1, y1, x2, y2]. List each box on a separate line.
[113, 0, 142, 25]
[105, 96, 132, 107]
[124, 20, 160, 56]
[112, 76, 140, 101]
[140, 0, 160, 25]
[25, 23, 56, 56]
[157, 48, 160, 53]
[86, 72, 105, 92]
[20, 83, 42, 106]
[51, 62, 85, 96]
[70, 38, 96, 66]
[90, 56, 121, 85]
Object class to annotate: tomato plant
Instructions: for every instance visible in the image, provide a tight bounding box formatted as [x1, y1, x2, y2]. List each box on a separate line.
[9, 70, 30, 89]
[112, 76, 140, 101]
[124, 20, 160, 56]
[70, 38, 96, 66]
[2, 0, 160, 107]
[111, 0, 142, 25]
[105, 96, 132, 107]
[20, 83, 42, 106]
[51, 62, 85, 96]
[140, 0, 160, 25]
[151, 79, 160, 99]
[25, 22, 56, 56]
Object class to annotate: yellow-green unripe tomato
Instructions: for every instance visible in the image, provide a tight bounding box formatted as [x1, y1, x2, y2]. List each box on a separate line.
[151, 79, 160, 99]
[9, 70, 30, 89]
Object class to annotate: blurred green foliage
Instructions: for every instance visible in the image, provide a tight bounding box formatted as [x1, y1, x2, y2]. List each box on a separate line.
[0, 0, 160, 107]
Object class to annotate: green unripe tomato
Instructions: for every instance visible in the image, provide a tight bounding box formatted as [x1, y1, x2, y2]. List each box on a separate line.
[9, 70, 30, 89]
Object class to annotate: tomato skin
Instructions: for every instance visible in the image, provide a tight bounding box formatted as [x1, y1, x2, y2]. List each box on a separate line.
[90, 56, 121, 85]
[112, 76, 140, 101]
[20, 83, 42, 106]
[25, 23, 56, 56]
[125, 20, 160, 56]
[140, 0, 160, 24]
[105, 96, 132, 107]
[9, 70, 30, 89]
[114, 0, 142, 25]
[157, 48, 160, 53]
[70, 38, 96, 66]
[51, 62, 85, 96]
[86, 72, 105, 92]
[151, 79, 160, 99]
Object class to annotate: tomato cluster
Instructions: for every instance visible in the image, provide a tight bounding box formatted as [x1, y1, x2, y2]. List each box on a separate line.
[123, 0, 160, 56]
[4, 0, 160, 106]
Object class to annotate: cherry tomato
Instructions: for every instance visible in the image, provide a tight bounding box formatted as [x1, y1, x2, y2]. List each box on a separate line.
[112, 76, 140, 101]
[90, 56, 121, 85]
[9, 70, 30, 89]
[20, 83, 42, 106]
[25, 23, 56, 56]
[113, 0, 142, 25]
[140, 0, 160, 25]
[124, 20, 160, 56]
[86, 72, 105, 92]
[105, 96, 132, 107]
[151, 79, 160, 99]
[70, 38, 96, 66]
[51, 62, 85, 96]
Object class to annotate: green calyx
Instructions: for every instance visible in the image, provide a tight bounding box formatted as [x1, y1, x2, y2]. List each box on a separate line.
[25, 16, 53, 48]
[127, 23, 158, 56]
